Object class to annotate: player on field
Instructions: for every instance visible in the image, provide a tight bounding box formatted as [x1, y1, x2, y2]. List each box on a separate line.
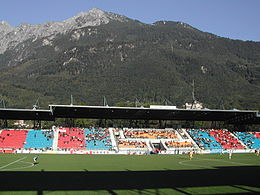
[228, 150, 232, 160]
[189, 151, 194, 160]
[33, 156, 39, 165]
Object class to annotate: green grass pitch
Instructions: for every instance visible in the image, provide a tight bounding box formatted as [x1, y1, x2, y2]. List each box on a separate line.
[0, 153, 260, 194]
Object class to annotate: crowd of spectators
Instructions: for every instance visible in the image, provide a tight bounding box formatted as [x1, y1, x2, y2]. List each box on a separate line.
[1, 127, 260, 153]
[0, 129, 28, 149]
[85, 128, 112, 149]
[209, 129, 245, 149]
[235, 132, 260, 149]
[118, 140, 147, 148]
[165, 141, 194, 148]
[187, 129, 222, 150]
[58, 128, 85, 150]
[123, 129, 178, 139]
[253, 132, 260, 139]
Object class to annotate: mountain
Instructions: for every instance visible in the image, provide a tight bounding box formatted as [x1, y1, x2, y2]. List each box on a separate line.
[0, 8, 130, 54]
[0, 8, 259, 110]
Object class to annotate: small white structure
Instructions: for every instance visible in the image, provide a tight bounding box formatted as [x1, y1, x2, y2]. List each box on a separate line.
[184, 101, 203, 109]
[150, 105, 177, 109]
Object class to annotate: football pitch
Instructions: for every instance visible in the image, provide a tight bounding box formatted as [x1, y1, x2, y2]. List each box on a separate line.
[0, 153, 260, 195]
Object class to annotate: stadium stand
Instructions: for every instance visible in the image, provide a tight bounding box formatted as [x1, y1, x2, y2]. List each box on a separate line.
[84, 128, 112, 150]
[187, 129, 223, 150]
[24, 130, 54, 149]
[0, 129, 28, 149]
[1, 127, 260, 154]
[209, 129, 245, 149]
[235, 132, 260, 149]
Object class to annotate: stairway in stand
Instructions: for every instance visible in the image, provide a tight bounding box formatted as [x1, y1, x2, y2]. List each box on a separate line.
[52, 127, 59, 151]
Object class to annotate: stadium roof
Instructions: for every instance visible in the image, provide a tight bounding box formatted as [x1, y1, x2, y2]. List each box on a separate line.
[0, 105, 259, 124]
[49, 105, 260, 124]
[0, 108, 54, 121]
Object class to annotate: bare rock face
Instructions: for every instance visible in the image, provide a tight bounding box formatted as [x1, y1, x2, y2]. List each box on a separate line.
[0, 8, 130, 54]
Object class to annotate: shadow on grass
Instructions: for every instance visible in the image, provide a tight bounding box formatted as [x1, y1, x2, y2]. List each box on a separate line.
[0, 166, 260, 194]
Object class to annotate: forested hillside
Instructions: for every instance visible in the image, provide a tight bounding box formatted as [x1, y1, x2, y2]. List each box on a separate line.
[0, 9, 259, 109]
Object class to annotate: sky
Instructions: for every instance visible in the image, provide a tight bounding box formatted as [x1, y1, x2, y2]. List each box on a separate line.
[0, 0, 260, 41]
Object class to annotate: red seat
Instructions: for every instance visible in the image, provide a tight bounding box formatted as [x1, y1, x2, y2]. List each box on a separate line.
[209, 129, 245, 149]
[0, 129, 28, 149]
[57, 128, 85, 150]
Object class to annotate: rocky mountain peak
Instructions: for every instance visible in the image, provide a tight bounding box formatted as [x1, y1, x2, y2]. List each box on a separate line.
[0, 21, 11, 26]
[64, 8, 110, 28]
[89, 8, 106, 15]
[0, 21, 14, 34]
[0, 8, 130, 54]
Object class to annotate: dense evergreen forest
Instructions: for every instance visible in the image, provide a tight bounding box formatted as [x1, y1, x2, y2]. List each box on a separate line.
[0, 17, 259, 110]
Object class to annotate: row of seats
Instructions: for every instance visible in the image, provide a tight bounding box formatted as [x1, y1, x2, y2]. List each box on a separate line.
[58, 128, 85, 150]
[0, 130, 28, 149]
[187, 129, 223, 150]
[24, 130, 53, 149]
[1, 128, 260, 151]
[253, 132, 260, 139]
[209, 130, 245, 149]
[84, 128, 112, 150]
[235, 132, 260, 149]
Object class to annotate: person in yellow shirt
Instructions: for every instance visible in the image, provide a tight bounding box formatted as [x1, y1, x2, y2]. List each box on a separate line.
[189, 151, 194, 160]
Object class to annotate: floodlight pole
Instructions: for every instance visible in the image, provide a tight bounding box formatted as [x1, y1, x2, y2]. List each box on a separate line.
[192, 80, 196, 102]
[191, 80, 196, 109]
[103, 96, 108, 106]
[70, 95, 73, 105]
[0, 99, 6, 108]
[33, 98, 40, 110]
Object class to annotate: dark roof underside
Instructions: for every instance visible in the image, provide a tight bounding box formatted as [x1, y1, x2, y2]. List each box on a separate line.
[50, 105, 260, 124]
[0, 109, 54, 121]
[0, 105, 259, 124]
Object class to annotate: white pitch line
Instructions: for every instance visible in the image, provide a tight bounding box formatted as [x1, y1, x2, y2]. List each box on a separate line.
[0, 157, 27, 169]
[1, 161, 34, 171]
[178, 157, 252, 169]
[199, 157, 252, 166]
[179, 159, 215, 169]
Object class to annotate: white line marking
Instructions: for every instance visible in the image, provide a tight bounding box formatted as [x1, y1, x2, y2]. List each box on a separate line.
[200, 158, 251, 166]
[178, 157, 252, 169]
[1, 161, 34, 171]
[179, 159, 215, 169]
[0, 157, 27, 169]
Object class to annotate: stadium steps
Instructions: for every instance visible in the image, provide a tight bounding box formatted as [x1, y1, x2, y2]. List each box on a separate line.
[209, 130, 245, 149]
[109, 128, 118, 151]
[187, 129, 223, 150]
[235, 132, 260, 149]
[174, 130, 183, 140]
[182, 129, 200, 149]
[145, 140, 153, 151]
[147, 141, 154, 151]
[119, 129, 125, 139]
[161, 141, 168, 150]
[230, 132, 248, 149]
[52, 127, 59, 151]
